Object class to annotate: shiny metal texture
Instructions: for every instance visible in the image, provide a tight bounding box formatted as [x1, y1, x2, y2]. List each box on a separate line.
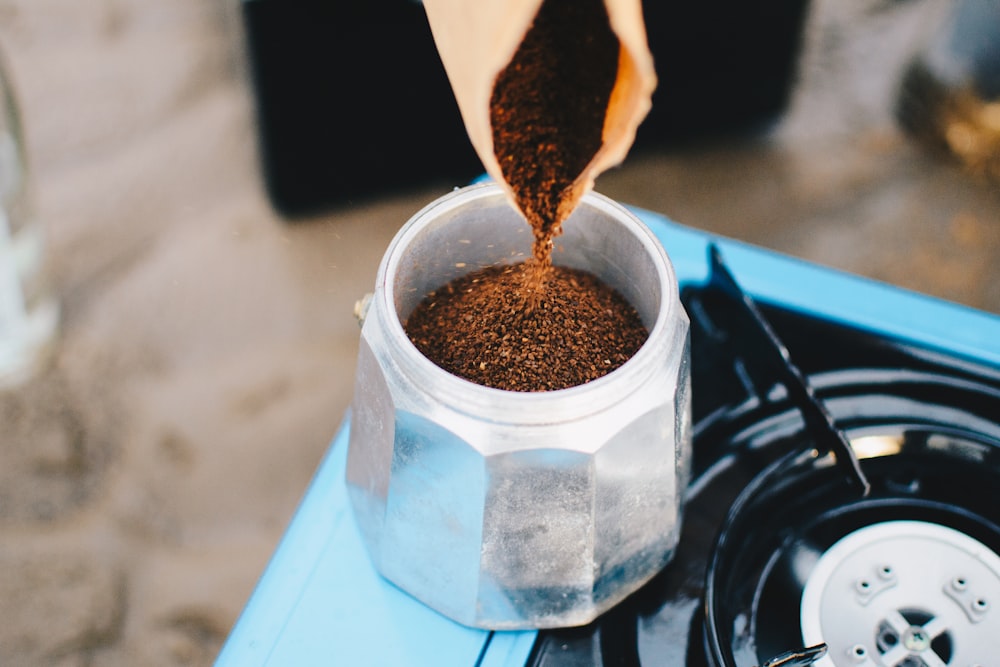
[345, 183, 691, 630]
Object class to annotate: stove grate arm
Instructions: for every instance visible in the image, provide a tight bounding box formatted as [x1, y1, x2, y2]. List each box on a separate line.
[759, 642, 828, 667]
[705, 244, 871, 497]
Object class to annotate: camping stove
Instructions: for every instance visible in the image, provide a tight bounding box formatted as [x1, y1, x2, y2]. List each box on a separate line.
[217, 203, 1000, 667]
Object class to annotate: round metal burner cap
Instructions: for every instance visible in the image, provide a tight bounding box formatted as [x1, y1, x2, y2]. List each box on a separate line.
[800, 520, 1000, 667]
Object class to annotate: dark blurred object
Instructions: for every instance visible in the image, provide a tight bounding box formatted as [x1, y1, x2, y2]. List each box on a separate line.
[242, 0, 812, 218]
[241, 0, 482, 217]
[896, 0, 1000, 182]
[636, 0, 811, 149]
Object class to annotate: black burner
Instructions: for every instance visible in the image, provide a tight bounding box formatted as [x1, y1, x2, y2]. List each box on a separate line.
[703, 371, 1000, 667]
[528, 249, 1000, 667]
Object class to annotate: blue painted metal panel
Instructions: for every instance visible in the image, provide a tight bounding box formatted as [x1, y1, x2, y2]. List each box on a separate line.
[634, 209, 1000, 370]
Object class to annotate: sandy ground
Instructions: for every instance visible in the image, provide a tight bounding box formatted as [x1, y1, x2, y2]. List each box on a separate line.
[0, 1, 997, 665]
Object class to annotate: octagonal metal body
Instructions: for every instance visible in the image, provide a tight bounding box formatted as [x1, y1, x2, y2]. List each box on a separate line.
[346, 184, 691, 629]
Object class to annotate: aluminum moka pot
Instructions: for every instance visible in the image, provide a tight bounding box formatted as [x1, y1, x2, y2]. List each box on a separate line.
[347, 183, 691, 629]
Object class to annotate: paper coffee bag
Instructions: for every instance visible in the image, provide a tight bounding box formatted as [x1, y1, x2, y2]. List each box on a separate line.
[423, 0, 656, 254]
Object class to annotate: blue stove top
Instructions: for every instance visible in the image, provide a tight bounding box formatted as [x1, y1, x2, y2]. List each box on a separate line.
[215, 207, 1000, 667]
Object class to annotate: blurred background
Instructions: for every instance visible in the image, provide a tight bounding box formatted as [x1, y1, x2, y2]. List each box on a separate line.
[0, 0, 996, 665]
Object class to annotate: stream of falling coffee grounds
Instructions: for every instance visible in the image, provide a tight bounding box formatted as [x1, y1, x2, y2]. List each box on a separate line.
[405, 0, 647, 392]
[491, 0, 619, 273]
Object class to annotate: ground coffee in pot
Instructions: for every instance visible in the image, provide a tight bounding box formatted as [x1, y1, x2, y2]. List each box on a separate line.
[404, 261, 647, 392]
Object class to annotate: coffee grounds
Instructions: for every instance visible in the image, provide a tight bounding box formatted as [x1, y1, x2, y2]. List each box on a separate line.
[404, 262, 648, 392]
[489, 0, 620, 266]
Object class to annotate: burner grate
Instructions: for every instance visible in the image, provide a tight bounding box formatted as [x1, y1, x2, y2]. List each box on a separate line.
[531, 247, 1000, 667]
[705, 245, 869, 498]
[799, 520, 999, 667]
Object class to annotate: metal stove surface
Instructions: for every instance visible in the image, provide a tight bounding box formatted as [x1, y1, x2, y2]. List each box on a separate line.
[216, 208, 1000, 667]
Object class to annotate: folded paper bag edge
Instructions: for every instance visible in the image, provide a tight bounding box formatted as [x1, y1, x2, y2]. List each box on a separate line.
[423, 0, 539, 193]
